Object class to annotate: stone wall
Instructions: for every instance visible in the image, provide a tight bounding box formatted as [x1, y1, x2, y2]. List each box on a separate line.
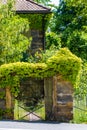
[30, 29, 44, 55]
[44, 75, 73, 122]
[53, 76, 73, 122]
[17, 78, 44, 107]
[0, 75, 73, 121]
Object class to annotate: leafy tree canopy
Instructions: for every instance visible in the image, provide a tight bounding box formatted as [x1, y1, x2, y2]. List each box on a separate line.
[50, 0, 87, 61]
[0, 0, 31, 65]
[0, 48, 82, 92]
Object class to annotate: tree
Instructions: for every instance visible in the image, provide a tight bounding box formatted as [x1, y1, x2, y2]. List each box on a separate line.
[0, 0, 31, 65]
[46, 32, 61, 49]
[75, 63, 87, 99]
[50, 0, 87, 60]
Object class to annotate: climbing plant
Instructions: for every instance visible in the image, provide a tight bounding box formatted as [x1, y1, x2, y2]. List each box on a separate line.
[46, 32, 61, 49]
[19, 13, 52, 31]
[0, 0, 31, 65]
[0, 48, 82, 96]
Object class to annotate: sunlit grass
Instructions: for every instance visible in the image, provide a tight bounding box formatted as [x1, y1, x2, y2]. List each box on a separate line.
[73, 98, 87, 123]
[14, 99, 45, 120]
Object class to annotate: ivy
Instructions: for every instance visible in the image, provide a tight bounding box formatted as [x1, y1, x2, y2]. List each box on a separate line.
[19, 13, 52, 30]
[0, 108, 13, 119]
[0, 91, 5, 99]
[0, 48, 82, 96]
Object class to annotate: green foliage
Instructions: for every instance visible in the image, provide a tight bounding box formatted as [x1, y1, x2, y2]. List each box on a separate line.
[50, 0, 87, 60]
[39, 46, 58, 62]
[46, 32, 61, 49]
[0, 48, 82, 95]
[75, 63, 87, 98]
[0, 91, 5, 99]
[0, 108, 13, 119]
[28, 46, 58, 63]
[73, 62, 87, 123]
[28, 32, 61, 63]
[0, 0, 31, 65]
[73, 98, 87, 123]
[47, 48, 82, 86]
[19, 13, 52, 31]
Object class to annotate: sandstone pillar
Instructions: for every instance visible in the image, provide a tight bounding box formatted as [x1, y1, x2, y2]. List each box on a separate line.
[44, 75, 73, 122]
[5, 87, 14, 119]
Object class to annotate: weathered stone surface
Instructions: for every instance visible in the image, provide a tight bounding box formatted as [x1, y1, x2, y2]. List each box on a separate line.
[30, 29, 44, 55]
[0, 88, 14, 120]
[44, 75, 73, 122]
[55, 112, 73, 122]
[52, 75, 73, 122]
[44, 77, 54, 120]
[18, 78, 44, 107]
[57, 104, 73, 112]
[57, 81, 73, 94]
[57, 94, 73, 103]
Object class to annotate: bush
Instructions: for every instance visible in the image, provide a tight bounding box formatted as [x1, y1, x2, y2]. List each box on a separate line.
[46, 32, 61, 49]
[0, 48, 82, 95]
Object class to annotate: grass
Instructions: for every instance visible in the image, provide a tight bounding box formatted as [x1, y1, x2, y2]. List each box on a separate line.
[35, 106, 45, 120]
[14, 99, 45, 120]
[73, 98, 87, 123]
[14, 98, 87, 123]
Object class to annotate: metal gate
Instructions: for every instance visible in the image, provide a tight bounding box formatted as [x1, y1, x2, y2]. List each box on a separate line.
[14, 78, 45, 121]
[14, 99, 45, 121]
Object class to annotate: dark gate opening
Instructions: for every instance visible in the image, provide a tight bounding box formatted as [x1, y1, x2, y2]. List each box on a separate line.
[14, 78, 45, 121]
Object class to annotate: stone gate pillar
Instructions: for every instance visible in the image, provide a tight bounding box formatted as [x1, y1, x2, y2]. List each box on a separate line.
[44, 77, 54, 120]
[44, 75, 73, 122]
[0, 87, 14, 119]
[5, 87, 14, 119]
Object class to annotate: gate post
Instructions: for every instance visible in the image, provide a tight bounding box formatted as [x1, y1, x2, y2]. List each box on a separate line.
[5, 87, 14, 119]
[44, 77, 54, 120]
[0, 87, 14, 119]
[44, 75, 73, 122]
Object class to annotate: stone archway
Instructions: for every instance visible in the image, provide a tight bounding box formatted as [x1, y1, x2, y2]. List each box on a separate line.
[0, 48, 81, 121]
[0, 75, 73, 122]
[15, 78, 45, 120]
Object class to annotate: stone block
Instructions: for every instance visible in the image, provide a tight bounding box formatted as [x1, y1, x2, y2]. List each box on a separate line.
[57, 94, 73, 103]
[57, 81, 73, 94]
[56, 111, 73, 122]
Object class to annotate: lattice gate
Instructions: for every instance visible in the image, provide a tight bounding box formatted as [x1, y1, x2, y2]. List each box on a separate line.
[14, 78, 45, 121]
[14, 99, 45, 121]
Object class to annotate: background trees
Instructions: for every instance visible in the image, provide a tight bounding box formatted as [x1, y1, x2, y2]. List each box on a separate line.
[44, 0, 87, 123]
[0, 0, 31, 65]
[0, 0, 87, 123]
[50, 0, 87, 61]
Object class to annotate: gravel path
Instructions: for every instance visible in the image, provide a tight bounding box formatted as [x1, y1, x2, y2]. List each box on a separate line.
[0, 121, 87, 130]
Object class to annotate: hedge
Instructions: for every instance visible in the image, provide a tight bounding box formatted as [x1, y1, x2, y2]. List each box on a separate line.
[0, 48, 82, 95]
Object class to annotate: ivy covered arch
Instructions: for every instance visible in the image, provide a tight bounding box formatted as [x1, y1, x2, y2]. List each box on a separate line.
[0, 48, 82, 121]
[0, 48, 81, 89]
